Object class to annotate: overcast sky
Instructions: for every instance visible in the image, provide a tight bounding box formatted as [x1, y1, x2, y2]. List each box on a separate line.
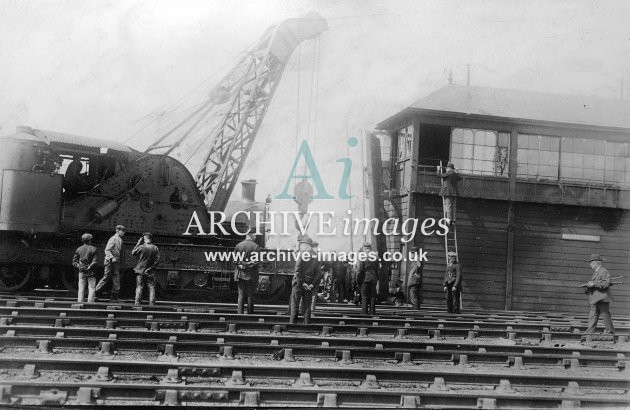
[1, 0, 628, 250]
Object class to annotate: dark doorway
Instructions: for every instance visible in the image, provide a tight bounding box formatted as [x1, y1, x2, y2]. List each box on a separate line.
[418, 124, 451, 167]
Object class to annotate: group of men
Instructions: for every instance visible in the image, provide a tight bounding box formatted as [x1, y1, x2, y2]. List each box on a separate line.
[406, 247, 462, 314]
[72, 199, 615, 336]
[72, 225, 160, 305]
[232, 231, 465, 323]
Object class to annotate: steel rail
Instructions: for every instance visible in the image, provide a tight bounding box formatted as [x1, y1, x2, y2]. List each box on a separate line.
[0, 356, 627, 393]
[1, 311, 625, 342]
[1, 379, 627, 408]
[2, 324, 627, 357]
[0, 332, 626, 370]
[3, 296, 629, 333]
[1, 304, 626, 335]
[4, 293, 629, 323]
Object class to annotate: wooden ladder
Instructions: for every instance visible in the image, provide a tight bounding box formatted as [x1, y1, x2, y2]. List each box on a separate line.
[439, 161, 462, 309]
[439, 161, 459, 265]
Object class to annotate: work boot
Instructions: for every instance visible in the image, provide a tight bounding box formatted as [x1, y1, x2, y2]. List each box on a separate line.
[148, 288, 155, 306]
[370, 298, 376, 315]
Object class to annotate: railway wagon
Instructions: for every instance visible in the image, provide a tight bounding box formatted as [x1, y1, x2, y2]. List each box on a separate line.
[0, 126, 293, 302]
[376, 85, 630, 315]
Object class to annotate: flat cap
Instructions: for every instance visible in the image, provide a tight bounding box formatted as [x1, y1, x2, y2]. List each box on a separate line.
[115, 225, 126, 231]
[447, 251, 457, 256]
[409, 247, 419, 253]
[362, 242, 372, 249]
[298, 235, 313, 246]
[588, 253, 602, 262]
[142, 232, 152, 239]
[81, 233, 93, 243]
[446, 162, 455, 168]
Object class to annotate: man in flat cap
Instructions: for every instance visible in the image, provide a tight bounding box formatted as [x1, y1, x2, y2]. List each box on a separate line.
[234, 230, 261, 314]
[407, 247, 424, 310]
[96, 225, 126, 301]
[289, 235, 321, 324]
[584, 254, 615, 335]
[437, 162, 462, 224]
[72, 233, 98, 303]
[356, 243, 380, 315]
[132, 232, 160, 306]
[443, 251, 462, 314]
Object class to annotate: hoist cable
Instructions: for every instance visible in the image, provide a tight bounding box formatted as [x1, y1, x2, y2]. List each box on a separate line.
[313, 35, 321, 154]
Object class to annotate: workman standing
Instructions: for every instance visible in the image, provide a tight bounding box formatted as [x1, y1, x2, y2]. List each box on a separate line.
[72, 233, 98, 303]
[234, 232, 261, 314]
[95, 225, 125, 301]
[584, 254, 615, 335]
[132, 232, 160, 306]
[331, 256, 349, 303]
[443, 251, 462, 314]
[356, 243, 379, 315]
[407, 247, 424, 309]
[289, 236, 321, 324]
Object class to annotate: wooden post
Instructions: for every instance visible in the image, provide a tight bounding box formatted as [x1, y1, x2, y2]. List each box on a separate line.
[505, 202, 515, 310]
[505, 129, 519, 310]
[402, 120, 421, 296]
[365, 132, 389, 299]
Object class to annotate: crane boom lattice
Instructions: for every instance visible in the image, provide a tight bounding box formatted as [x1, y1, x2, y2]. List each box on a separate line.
[145, 12, 328, 211]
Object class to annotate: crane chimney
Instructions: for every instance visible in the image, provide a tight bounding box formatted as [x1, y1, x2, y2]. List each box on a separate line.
[241, 179, 257, 203]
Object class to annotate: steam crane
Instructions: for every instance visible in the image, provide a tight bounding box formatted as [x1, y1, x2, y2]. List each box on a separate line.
[145, 12, 328, 211]
[0, 12, 327, 300]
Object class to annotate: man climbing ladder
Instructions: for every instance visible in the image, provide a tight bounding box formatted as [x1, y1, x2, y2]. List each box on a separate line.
[437, 162, 462, 225]
[438, 161, 463, 312]
[437, 162, 461, 263]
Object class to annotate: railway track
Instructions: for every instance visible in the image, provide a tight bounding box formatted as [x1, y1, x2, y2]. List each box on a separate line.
[1, 312, 624, 344]
[0, 356, 627, 407]
[0, 295, 627, 408]
[1, 328, 627, 369]
[3, 293, 630, 328]
[0, 302, 627, 342]
[4, 291, 628, 325]
[2, 324, 627, 357]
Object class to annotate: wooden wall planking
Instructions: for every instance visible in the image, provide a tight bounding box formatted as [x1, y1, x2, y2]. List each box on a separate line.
[400, 190, 629, 316]
[408, 193, 629, 315]
[512, 203, 630, 315]
[411, 194, 508, 310]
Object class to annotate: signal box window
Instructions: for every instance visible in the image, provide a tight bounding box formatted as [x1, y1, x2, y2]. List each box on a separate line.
[561, 138, 629, 186]
[397, 125, 413, 160]
[450, 128, 509, 176]
[516, 134, 560, 180]
[394, 124, 413, 189]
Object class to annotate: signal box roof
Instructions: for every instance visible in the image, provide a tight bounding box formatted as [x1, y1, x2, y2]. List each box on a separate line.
[377, 85, 630, 131]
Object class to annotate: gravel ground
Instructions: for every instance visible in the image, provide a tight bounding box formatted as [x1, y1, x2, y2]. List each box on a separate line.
[0, 347, 624, 380]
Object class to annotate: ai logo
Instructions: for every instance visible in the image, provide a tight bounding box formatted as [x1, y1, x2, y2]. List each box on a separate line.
[275, 137, 357, 201]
